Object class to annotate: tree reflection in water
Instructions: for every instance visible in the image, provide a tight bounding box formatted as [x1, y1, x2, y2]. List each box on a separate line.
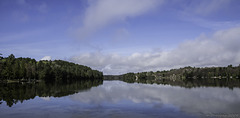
[0, 79, 103, 107]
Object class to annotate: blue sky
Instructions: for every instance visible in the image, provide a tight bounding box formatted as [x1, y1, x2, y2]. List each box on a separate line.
[1, 0, 240, 74]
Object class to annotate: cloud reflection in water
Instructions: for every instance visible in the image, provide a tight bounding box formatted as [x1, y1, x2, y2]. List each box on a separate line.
[70, 81, 240, 115]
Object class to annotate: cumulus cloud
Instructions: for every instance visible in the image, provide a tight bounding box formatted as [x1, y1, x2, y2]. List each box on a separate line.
[41, 56, 51, 61]
[75, 0, 163, 39]
[70, 27, 240, 75]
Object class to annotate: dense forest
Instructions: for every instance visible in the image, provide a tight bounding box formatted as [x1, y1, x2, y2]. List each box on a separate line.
[121, 65, 240, 85]
[0, 54, 103, 82]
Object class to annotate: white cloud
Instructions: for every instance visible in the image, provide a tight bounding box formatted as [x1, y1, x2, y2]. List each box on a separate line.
[75, 0, 163, 39]
[70, 27, 240, 75]
[41, 56, 51, 61]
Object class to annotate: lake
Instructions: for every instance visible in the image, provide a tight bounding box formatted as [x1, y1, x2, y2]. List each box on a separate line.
[1, 80, 240, 118]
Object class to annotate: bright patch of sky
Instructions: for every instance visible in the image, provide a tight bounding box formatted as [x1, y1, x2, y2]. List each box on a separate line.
[1, 0, 240, 74]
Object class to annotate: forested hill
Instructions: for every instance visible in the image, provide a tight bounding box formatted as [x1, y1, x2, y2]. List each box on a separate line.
[0, 54, 103, 82]
[122, 65, 240, 84]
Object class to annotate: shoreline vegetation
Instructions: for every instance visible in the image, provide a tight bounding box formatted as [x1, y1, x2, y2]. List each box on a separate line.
[1, 54, 240, 88]
[0, 54, 104, 107]
[0, 54, 103, 83]
[104, 65, 240, 88]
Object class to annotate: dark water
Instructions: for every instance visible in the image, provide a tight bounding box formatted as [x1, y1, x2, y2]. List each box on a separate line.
[1, 80, 240, 118]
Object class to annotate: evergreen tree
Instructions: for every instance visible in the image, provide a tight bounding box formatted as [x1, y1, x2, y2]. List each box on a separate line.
[0, 54, 103, 82]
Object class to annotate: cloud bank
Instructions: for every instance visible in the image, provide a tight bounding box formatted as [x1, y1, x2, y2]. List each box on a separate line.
[70, 27, 240, 75]
[76, 0, 163, 39]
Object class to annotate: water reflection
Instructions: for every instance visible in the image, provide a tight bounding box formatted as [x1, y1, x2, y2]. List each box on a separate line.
[1, 80, 240, 118]
[70, 81, 240, 116]
[0, 79, 103, 107]
[122, 77, 240, 89]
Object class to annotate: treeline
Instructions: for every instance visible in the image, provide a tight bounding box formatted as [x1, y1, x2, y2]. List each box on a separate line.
[122, 65, 240, 84]
[0, 54, 103, 82]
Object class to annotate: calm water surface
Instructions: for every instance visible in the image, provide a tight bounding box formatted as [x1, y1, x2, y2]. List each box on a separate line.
[1, 80, 240, 118]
